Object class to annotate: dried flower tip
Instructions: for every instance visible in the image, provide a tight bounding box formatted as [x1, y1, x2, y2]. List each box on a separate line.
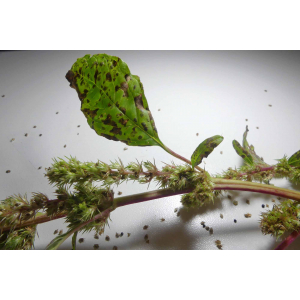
[233, 200, 238, 206]
[209, 228, 213, 234]
[246, 199, 250, 204]
[94, 233, 99, 239]
[10, 138, 15, 142]
[54, 230, 58, 234]
[201, 221, 205, 225]
[93, 244, 99, 250]
[127, 233, 131, 237]
[244, 213, 252, 218]
[59, 230, 63, 235]
[217, 244, 223, 250]
[266, 204, 269, 208]
[160, 218, 165, 222]
[105, 236, 110, 241]
[79, 238, 84, 243]
[115, 233, 120, 238]
[113, 246, 118, 250]
[215, 240, 222, 245]
[118, 191, 122, 195]
[144, 234, 149, 240]
[272, 199, 276, 202]
[143, 225, 149, 230]
[6, 170, 11, 173]
[24, 133, 28, 137]
[220, 214, 224, 219]
[227, 195, 232, 200]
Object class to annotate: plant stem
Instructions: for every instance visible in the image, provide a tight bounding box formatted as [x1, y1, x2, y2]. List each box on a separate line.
[239, 166, 275, 176]
[275, 230, 300, 250]
[162, 144, 203, 172]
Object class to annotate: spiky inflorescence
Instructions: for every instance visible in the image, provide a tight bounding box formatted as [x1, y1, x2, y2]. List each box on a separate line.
[260, 199, 300, 238]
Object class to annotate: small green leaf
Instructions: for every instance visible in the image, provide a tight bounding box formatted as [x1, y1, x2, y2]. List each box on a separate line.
[288, 150, 300, 167]
[46, 230, 74, 250]
[232, 140, 253, 165]
[66, 53, 165, 148]
[191, 135, 224, 169]
[72, 231, 78, 250]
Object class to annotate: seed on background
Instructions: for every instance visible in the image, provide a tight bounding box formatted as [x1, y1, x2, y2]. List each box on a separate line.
[264, 90, 267, 92]
[272, 199, 275, 202]
[262, 204, 265, 208]
[24, 133, 28, 137]
[144, 234, 149, 240]
[77, 125, 80, 127]
[269, 104, 272, 107]
[146, 240, 150, 244]
[158, 109, 161, 111]
[64, 145, 66, 148]
[1, 95, 5, 97]
[174, 208, 178, 213]
[143, 225, 149, 230]
[227, 195, 232, 200]
[209, 228, 213, 234]
[115, 233, 120, 238]
[105, 236, 110, 241]
[77, 133, 79, 135]
[93, 244, 99, 250]
[205, 226, 210, 231]
[177, 211, 181, 217]
[256, 127, 259, 129]
[196, 133, 199, 136]
[215, 240, 221, 245]
[220, 214, 223, 219]
[120, 232, 124, 237]
[59, 230, 63, 235]
[39, 134, 42, 137]
[201, 221, 205, 225]
[94, 233, 99, 239]
[127, 233, 131, 237]
[124, 147, 128, 151]
[234, 219, 237, 223]
[113, 246, 118, 250]
[244, 213, 252, 218]
[56, 112, 59, 114]
[217, 244, 223, 250]
[33, 126, 36, 128]
[246, 199, 250, 204]
[10, 138, 15, 142]
[6, 170, 11, 173]
[53, 230, 58, 235]
[245, 119, 248, 121]
[118, 191, 122, 195]
[233, 200, 238, 206]
[160, 218, 165, 222]
[266, 204, 269, 208]
[38, 167, 42, 170]
[79, 238, 84, 243]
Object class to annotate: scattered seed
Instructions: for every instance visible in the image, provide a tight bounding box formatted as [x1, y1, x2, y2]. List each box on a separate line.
[144, 234, 149, 240]
[174, 208, 178, 213]
[266, 204, 269, 208]
[127, 233, 131, 237]
[56, 112, 59, 114]
[146, 240, 150, 244]
[220, 214, 223, 219]
[6, 170, 11, 173]
[10, 138, 15, 142]
[220, 151, 223, 154]
[272, 199, 275, 202]
[268, 104, 272, 107]
[264, 90, 267, 92]
[143, 225, 149, 230]
[217, 244, 223, 250]
[262, 204, 265, 208]
[196, 133, 199, 136]
[160, 218, 165, 222]
[215, 240, 222, 245]
[118, 191, 122, 195]
[33, 126, 36, 128]
[124, 147, 128, 151]
[120, 232, 124, 237]
[244, 213, 252, 218]
[77, 125, 80, 127]
[234, 219, 237, 223]
[79, 238, 84, 243]
[177, 211, 181, 217]
[205, 226, 210, 231]
[105, 236, 110, 241]
[201, 221, 205, 225]
[64, 145, 66, 148]
[246, 199, 250, 204]
[202, 224, 206, 228]
[94, 233, 99, 239]
[54, 230, 58, 235]
[113, 246, 118, 250]
[77, 133, 79, 135]
[39, 134, 42, 137]
[115, 233, 120, 238]
[233, 200, 238, 206]
[1, 95, 5, 97]
[277, 197, 281, 200]
[227, 195, 232, 200]
[59, 230, 63, 235]
[93, 244, 99, 250]
[256, 127, 259, 129]
[38, 166, 42, 170]
[158, 109, 161, 111]
[24, 133, 28, 137]
[245, 119, 248, 121]
[209, 228, 213, 234]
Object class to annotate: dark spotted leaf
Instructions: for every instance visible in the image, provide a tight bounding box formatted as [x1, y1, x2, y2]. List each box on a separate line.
[66, 54, 164, 148]
[288, 150, 300, 167]
[232, 140, 253, 166]
[191, 135, 224, 169]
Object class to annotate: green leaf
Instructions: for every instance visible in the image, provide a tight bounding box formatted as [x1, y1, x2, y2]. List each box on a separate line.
[72, 231, 78, 250]
[46, 230, 74, 250]
[66, 54, 164, 148]
[288, 150, 300, 167]
[232, 140, 253, 166]
[233, 126, 269, 167]
[191, 135, 224, 169]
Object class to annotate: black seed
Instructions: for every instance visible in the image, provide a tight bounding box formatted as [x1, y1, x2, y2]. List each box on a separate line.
[120, 232, 124, 237]
[234, 219, 237, 223]
[262, 204, 265, 208]
[6, 170, 11, 173]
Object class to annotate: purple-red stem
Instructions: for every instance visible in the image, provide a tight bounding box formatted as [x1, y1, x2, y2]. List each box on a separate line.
[275, 230, 300, 250]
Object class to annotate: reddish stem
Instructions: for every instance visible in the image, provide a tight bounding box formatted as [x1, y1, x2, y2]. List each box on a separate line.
[275, 230, 300, 250]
